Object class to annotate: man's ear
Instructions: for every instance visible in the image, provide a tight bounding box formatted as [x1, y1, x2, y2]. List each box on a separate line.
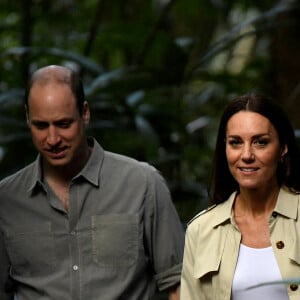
[25, 105, 30, 127]
[82, 101, 90, 126]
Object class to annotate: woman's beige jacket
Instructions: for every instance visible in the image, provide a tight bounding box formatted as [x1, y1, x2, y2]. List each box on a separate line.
[181, 187, 300, 300]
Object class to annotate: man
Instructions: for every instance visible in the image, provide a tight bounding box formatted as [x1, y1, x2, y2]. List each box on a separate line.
[0, 65, 184, 300]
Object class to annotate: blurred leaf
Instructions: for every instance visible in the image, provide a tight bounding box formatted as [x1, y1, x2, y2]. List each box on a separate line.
[1, 47, 103, 74]
[191, 1, 300, 75]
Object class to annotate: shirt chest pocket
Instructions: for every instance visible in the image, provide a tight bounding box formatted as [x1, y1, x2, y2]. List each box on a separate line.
[91, 214, 139, 267]
[4, 222, 56, 276]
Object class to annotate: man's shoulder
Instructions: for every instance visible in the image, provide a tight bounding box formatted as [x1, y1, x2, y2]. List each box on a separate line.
[0, 162, 36, 189]
[102, 150, 167, 194]
[104, 150, 156, 174]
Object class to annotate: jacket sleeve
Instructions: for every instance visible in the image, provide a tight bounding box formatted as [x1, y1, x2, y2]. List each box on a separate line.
[180, 223, 205, 300]
[0, 229, 14, 300]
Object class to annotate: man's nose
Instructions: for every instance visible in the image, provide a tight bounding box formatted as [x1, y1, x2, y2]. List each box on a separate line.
[46, 126, 61, 146]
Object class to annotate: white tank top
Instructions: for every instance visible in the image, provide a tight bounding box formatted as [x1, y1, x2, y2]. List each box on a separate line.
[231, 244, 289, 300]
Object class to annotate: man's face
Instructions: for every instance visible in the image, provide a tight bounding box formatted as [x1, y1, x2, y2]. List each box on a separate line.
[27, 82, 90, 171]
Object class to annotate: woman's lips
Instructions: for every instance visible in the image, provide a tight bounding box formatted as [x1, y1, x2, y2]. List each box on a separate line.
[238, 167, 259, 174]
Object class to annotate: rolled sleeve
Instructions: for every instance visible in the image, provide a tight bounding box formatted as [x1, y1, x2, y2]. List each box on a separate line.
[155, 263, 183, 291]
[0, 230, 14, 300]
[144, 165, 185, 291]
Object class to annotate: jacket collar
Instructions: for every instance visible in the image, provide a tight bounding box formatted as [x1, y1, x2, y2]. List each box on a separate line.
[211, 186, 299, 228]
[211, 192, 237, 228]
[213, 186, 300, 227]
[274, 186, 299, 220]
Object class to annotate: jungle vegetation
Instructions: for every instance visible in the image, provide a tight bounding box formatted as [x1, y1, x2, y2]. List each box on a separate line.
[1, 0, 300, 225]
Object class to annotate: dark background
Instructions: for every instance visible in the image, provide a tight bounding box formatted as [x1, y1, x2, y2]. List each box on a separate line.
[1, 1, 300, 298]
[1, 0, 300, 226]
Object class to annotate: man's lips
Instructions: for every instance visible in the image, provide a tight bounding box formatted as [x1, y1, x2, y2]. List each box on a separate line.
[46, 147, 68, 158]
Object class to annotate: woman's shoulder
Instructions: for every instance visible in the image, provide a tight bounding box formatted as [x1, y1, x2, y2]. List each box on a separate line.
[187, 192, 236, 229]
[185, 200, 232, 241]
[187, 204, 218, 225]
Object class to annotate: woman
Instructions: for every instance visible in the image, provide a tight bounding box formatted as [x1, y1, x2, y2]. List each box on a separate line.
[181, 93, 300, 300]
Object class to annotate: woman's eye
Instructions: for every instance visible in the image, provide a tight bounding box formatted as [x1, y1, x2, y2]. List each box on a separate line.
[228, 139, 241, 146]
[254, 139, 268, 146]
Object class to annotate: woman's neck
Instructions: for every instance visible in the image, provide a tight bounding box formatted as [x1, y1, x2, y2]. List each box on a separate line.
[235, 185, 280, 218]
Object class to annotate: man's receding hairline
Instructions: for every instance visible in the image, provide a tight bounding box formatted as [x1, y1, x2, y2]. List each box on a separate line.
[31, 65, 73, 86]
[26, 65, 85, 115]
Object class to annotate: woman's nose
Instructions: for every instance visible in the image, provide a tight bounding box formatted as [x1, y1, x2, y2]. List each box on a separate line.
[241, 145, 254, 161]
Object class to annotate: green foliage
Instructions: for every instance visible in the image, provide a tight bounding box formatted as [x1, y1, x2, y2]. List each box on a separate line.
[1, 0, 300, 226]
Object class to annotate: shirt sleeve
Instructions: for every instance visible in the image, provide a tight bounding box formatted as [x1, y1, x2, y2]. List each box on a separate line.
[0, 229, 14, 300]
[143, 166, 185, 291]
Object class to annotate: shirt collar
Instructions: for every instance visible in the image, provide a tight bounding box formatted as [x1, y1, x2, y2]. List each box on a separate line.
[75, 137, 104, 186]
[28, 137, 104, 192]
[28, 155, 44, 193]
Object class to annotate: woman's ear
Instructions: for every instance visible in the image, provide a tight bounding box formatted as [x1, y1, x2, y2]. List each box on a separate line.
[281, 144, 288, 157]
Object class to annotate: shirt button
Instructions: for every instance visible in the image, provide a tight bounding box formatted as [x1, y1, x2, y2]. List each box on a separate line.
[272, 212, 278, 217]
[276, 241, 284, 249]
[73, 265, 79, 271]
[290, 284, 298, 291]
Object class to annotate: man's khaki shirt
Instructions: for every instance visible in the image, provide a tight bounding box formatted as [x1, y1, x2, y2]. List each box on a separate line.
[181, 187, 300, 300]
[0, 138, 184, 300]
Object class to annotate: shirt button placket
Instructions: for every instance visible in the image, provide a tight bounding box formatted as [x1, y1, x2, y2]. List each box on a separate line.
[69, 228, 80, 300]
[73, 265, 79, 271]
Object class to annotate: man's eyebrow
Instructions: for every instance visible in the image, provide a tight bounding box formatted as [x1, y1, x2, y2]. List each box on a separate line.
[54, 118, 73, 123]
[31, 117, 73, 124]
[31, 119, 48, 125]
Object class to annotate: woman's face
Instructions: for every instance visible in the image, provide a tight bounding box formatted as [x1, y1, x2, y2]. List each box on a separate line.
[225, 111, 287, 191]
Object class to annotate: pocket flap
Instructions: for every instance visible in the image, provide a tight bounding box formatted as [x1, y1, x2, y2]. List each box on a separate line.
[193, 225, 229, 279]
[289, 237, 300, 265]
